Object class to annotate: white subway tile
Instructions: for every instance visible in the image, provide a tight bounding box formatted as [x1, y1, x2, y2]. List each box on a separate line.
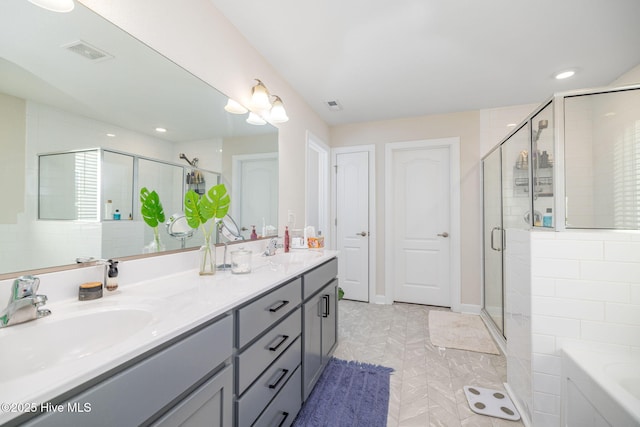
[556, 337, 633, 356]
[533, 353, 562, 376]
[533, 391, 560, 415]
[605, 241, 640, 262]
[533, 372, 561, 394]
[532, 239, 603, 260]
[532, 334, 557, 355]
[532, 315, 580, 338]
[555, 279, 630, 303]
[581, 320, 640, 347]
[532, 296, 604, 321]
[533, 410, 561, 425]
[531, 258, 580, 279]
[605, 303, 640, 326]
[556, 230, 631, 242]
[580, 260, 640, 284]
[632, 285, 640, 305]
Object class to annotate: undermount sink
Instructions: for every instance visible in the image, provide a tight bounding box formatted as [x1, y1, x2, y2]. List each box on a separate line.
[0, 307, 154, 382]
[262, 250, 323, 267]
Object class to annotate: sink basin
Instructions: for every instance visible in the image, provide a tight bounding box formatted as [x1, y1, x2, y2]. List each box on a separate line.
[605, 362, 640, 400]
[0, 308, 154, 382]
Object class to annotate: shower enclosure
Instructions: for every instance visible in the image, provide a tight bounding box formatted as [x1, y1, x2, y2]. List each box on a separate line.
[481, 83, 640, 339]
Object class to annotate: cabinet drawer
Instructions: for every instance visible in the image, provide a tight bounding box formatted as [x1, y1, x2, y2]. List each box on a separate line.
[237, 277, 302, 348]
[24, 315, 232, 427]
[237, 308, 301, 394]
[303, 257, 337, 300]
[252, 366, 302, 427]
[237, 336, 301, 427]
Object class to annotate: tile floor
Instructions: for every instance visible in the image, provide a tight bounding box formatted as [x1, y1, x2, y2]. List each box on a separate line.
[333, 300, 525, 427]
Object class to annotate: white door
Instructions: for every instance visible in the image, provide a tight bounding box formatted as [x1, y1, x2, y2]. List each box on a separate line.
[335, 151, 369, 302]
[390, 145, 451, 306]
[232, 153, 278, 238]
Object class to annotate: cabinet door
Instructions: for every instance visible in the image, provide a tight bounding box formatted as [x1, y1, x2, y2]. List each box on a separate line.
[152, 365, 233, 427]
[303, 293, 323, 401]
[321, 280, 338, 365]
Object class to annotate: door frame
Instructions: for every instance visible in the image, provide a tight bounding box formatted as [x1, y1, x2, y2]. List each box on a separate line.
[384, 138, 461, 312]
[331, 145, 377, 304]
[305, 131, 331, 248]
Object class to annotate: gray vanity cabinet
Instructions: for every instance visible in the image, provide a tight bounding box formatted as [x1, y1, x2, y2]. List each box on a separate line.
[21, 315, 233, 427]
[302, 259, 338, 401]
[234, 277, 303, 427]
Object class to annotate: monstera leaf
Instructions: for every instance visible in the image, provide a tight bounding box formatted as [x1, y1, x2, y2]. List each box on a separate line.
[184, 184, 230, 238]
[140, 187, 165, 228]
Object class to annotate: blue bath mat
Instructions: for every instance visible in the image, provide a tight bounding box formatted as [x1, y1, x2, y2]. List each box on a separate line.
[293, 358, 394, 427]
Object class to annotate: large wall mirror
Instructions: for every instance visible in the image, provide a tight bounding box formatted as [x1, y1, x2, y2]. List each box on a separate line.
[0, 0, 278, 275]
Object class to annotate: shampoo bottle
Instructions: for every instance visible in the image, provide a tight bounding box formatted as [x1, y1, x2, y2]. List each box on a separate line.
[543, 208, 553, 228]
[250, 226, 257, 240]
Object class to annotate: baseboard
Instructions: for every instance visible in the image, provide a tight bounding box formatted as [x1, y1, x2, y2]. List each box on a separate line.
[504, 382, 532, 427]
[372, 295, 388, 305]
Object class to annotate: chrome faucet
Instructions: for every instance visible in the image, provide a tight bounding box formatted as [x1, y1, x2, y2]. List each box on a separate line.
[0, 276, 51, 328]
[263, 238, 279, 256]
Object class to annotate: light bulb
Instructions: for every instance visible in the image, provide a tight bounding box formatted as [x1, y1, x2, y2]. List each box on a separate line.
[270, 96, 289, 123]
[246, 112, 266, 125]
[250, 79, 272, 111]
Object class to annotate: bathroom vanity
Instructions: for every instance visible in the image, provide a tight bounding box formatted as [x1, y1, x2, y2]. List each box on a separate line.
[0, 250, 338, 427]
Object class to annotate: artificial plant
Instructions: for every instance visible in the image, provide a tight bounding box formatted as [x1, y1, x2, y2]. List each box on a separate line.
[140, 187, 166, 251]
[184, 183, 230, 274]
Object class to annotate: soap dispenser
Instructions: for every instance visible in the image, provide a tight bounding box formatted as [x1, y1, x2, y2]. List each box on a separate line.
[250, 226, 258, 240]
[106, 259, 119, 291]
[284, 226, 290, 253]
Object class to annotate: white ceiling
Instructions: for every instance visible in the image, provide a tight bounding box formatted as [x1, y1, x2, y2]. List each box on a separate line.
[210, 0, 640, 126]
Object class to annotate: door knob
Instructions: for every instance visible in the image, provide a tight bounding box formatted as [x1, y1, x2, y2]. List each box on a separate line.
[356, 231, 368, 237]
[437, 232, 449, 238]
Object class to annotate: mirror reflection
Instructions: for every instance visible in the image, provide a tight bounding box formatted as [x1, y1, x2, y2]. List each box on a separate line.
[0, 0, 278, 275]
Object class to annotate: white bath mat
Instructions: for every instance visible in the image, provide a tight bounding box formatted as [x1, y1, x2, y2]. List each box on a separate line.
[428, 311, 500, 355]
[463, 385, 520, 421]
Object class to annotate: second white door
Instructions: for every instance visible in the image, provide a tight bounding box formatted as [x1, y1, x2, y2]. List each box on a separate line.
[389, 143, 451, 306]
[335, 151, 369, 302]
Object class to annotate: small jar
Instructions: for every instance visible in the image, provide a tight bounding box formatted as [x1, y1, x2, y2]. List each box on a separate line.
[231, 248, 252, 274]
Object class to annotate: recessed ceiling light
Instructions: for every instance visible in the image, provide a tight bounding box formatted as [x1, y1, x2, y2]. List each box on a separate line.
[604, 112, 616, 117]
[506, 123, 517, 128]
[155, 127, 167, 133]
[555, 70, 575, 80]
[106, 133, 116, 137]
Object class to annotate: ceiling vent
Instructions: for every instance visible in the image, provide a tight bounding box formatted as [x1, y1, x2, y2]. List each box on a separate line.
[62, 40, 113, 62]
[325, 100, 343, 111]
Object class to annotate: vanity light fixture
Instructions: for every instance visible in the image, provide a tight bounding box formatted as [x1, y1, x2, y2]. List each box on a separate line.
[555, 70, 575, 80]
[224, 98, 248, 114]
[249, 79, 272, 111]
[246, 112, 267, 126]
[28, 0, 74, 12]
[269, 95, 289, 123]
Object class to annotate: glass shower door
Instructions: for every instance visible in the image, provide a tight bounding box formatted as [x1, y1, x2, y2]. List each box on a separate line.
[483, 148, 504, 336]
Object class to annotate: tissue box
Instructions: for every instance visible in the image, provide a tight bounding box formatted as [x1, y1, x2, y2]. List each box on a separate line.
[307, 236, 324, 248]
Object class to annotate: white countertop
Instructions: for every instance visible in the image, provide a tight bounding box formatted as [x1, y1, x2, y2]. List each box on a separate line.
[0, 249, 337, 425]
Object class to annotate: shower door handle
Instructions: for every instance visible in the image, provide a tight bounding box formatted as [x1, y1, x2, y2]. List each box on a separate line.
[490, 227, 502, 252]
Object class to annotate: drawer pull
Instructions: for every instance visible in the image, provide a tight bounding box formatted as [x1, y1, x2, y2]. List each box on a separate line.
[268, 368, 289, 389]
[277, 411, 290, 427]
[268, 335, 289, 352]
[269, 300, 290, 313]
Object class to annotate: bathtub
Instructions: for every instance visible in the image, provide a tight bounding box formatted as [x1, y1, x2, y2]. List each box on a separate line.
[562, 344, 640, 426]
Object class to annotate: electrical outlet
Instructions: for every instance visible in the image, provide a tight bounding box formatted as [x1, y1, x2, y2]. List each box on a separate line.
[287, 210, 295, 225]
